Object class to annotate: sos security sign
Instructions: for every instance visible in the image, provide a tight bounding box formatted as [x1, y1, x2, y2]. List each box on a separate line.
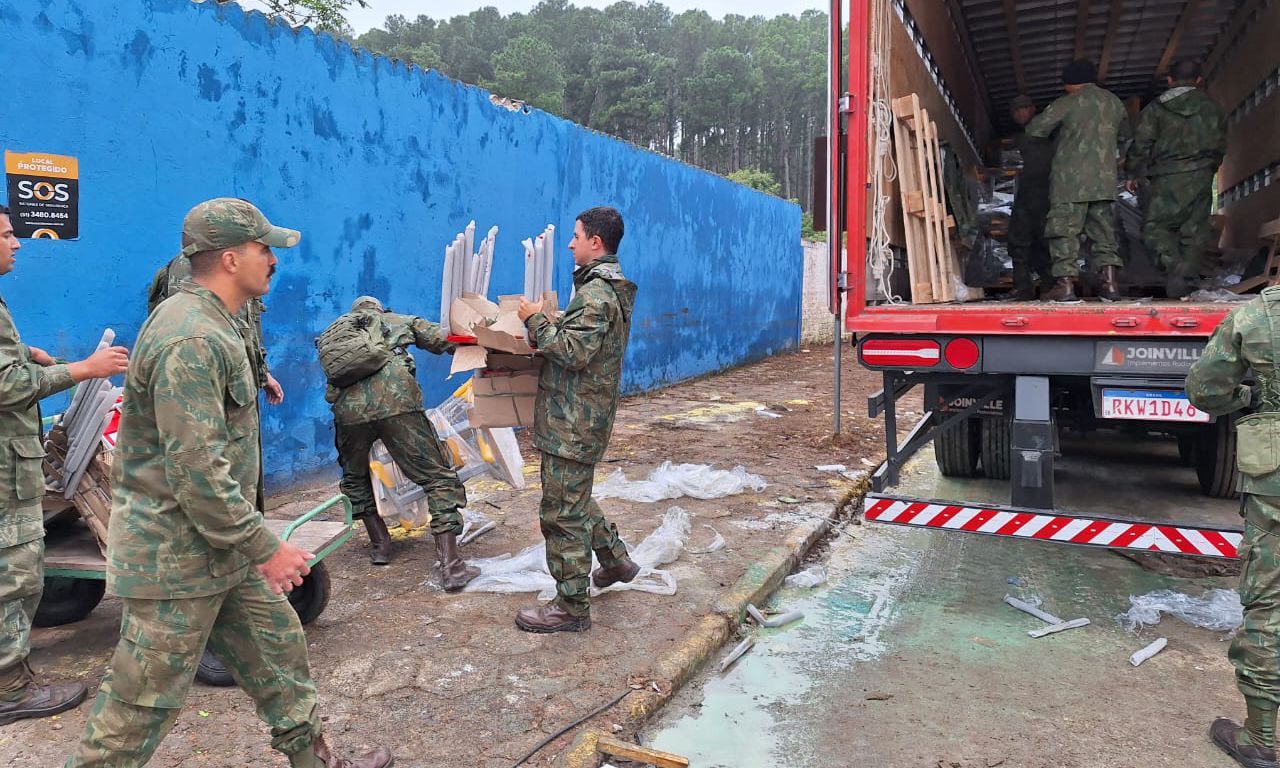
[4, 151, 79, 240]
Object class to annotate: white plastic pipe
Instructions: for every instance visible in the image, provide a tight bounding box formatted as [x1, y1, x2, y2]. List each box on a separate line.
[1004, 594, 1062, 625]
[717, 636, 755, 673]
[1129, 637, 1168, 667]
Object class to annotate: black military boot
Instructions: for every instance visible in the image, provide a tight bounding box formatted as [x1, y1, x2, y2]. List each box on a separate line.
[1099, 266, 1122, 301]
[290, 734, 393, 768]
[0, 662, 88, 726]
[434, 531, 479, 592]
[1211, 718, 1279, 768]
[361, 514, 393, 566]
[591, 556, 640, 588]
[514, 602, 591, 633]
[1043, 277, 1077, 302]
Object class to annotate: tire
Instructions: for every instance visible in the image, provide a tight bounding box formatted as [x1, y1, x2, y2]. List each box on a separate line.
[1176, 434, 1197, 467]
[194, 563, 331, 689]
[195, 648, 236, 687]
[33, 577, 105, 628]
[980, 414, 1012, 481]
[288, 561, 331, 626]
[1196, 415, 1240, 499]
[935, 417, 981, 477]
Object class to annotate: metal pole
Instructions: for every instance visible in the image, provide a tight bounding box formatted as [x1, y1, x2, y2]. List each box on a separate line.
[828, 0, 843, 438]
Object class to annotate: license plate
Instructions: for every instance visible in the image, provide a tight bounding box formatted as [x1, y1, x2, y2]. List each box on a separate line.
[1100, 389, 1210, 423]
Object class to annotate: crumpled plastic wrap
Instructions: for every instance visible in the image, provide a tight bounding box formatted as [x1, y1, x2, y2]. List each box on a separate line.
[1116, 589, 1242, 633]
[1184, 289, 1251, 303]
[964, 234, 1011, 286]
[593, 461, 767, 502]
[462, 507, 693, 599]
[783, 565, 828, 589]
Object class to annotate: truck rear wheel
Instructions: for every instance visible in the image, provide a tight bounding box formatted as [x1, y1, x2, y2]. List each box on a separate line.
[1196, 415, 1240, 499]
[33, 577, 105, 628]
[935, 417, 981, 477]
[980, 414, 1011, 480]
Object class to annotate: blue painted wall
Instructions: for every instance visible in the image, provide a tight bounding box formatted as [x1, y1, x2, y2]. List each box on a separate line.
[0, 0, 802, 491]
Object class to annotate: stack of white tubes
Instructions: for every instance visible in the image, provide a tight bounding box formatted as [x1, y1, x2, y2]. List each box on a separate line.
[439, 221, 498, 335]
[521, 224, 555, 301]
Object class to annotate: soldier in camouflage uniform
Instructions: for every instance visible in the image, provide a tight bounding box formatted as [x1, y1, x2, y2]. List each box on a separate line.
[1125, 59, 1227, 299]
[147, 242, 283, 511]
[0, 205, 129, 725]
[66, 199, 392, 768]
[1188, 287, 1280, 768]
[1026, 59, 1129, 302]
[1008, 95, 1055, 300]
[514, 206, 639, 633]
[326, 297, 478, 584]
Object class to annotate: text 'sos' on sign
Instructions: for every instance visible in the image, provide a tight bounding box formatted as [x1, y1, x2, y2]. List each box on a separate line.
[4, 150, 79, 240]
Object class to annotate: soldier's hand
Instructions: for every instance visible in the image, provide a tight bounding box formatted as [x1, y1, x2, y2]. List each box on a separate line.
[517, 299, 544, 322]
[69, 346, 130, 381]
[27, 346, 55, 366]
[264, 373, 284, 405]
[257, 540, 314, 594]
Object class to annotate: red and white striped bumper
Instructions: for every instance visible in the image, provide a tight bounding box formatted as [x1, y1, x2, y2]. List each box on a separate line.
[863, 495, 1242, 559]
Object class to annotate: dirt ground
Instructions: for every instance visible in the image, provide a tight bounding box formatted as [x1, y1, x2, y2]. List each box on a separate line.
[5, 346, 908, 767]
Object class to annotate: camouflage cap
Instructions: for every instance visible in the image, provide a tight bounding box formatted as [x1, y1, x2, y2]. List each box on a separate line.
[180, 198, 301, 257]
[1009, 94, 1035, 113]
[351, 296, 384, 312]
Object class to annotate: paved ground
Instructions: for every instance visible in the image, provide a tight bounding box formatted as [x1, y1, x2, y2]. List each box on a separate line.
[5, 345, 894, 767]
[647, 439, 1246, 768]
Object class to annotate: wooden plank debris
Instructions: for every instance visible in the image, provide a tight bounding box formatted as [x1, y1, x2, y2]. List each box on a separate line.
[596, 735, 690, 768]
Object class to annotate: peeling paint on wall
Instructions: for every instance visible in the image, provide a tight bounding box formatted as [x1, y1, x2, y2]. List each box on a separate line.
[0, 0, 802, 491]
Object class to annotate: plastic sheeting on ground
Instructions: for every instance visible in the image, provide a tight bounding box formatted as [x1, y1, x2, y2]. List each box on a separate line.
[783, 565, 828, 589]
[592, 461, 767, 503]
[1116, 589, 1242, 633]
[461, 507, 693, 599]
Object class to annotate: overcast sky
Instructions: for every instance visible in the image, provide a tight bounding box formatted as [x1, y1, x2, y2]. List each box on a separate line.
[342, 1, 825, 32]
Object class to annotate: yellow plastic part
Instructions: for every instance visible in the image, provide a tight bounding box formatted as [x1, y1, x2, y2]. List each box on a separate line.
[369, 460, 395, 489]
[476, 431, 494, 463]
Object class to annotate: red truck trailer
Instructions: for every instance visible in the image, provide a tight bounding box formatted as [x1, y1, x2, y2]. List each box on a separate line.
[830, 0, 1280, 559]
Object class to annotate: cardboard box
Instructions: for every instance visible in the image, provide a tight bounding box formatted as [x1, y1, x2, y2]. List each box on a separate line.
[470, 354, 542, 428]
[448, 292, 559, 377]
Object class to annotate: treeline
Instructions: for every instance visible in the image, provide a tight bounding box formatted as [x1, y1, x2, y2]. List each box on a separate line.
[354, 1, 827, 211]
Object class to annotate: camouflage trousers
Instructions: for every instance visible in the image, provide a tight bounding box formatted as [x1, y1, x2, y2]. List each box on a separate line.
[0, 537, 42, 697]
[539, 453, 630, 617]
[65, 571, 321, 767]
[335, 411, 466, 536]
[1143, 169, 1216, 281]
[1232, 495, 1280, 711]
[1045, 200, 1122, 278]
[1009, 192, 1051, 289]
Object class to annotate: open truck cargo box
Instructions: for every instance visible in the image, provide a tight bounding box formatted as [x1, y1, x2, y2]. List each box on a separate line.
[829, 0, 1279, 549]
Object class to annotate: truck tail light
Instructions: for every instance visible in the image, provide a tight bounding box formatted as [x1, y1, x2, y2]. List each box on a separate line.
[861, 339, 941, 367]
[944, 338, 980, 369]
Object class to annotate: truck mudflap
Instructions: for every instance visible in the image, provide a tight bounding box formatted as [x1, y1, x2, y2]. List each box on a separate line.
[863, 494, 1242, 559]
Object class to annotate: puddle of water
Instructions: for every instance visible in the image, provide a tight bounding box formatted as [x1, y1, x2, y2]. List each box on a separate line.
[645, 528, 916, 766]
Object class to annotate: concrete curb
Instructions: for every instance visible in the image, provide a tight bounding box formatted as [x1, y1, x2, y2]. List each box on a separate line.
[551, 506, 842, 768]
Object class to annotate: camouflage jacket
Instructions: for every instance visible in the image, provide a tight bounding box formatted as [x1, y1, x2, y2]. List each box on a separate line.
[1125, 86, 1226, 178]
[1026, 83, 1129, 203]
[107, 285, 278, 599]
[325, 312, 454, 426]
[0, 294, 75, 547]
[1187, 290, 1280, 496]
[526, 256, 637, 464]
[147, 255, 270, 388]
